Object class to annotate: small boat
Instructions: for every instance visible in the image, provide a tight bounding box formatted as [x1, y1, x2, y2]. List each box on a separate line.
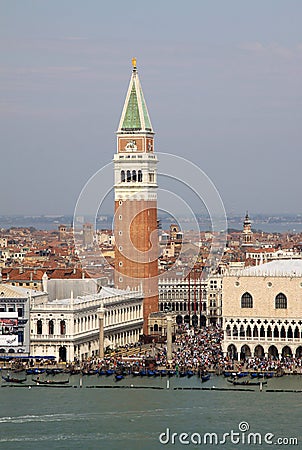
[98, 369, 106, 376]
[179, 371, 187, 378]
[201, 374, 211, 383]
[160, 370, 167, 377]
[32, 378, 69, 385]
[46, 368, 64, 375]
[264, 372, 274, 378]
[168, 370, 175, 377]
[153, 370, 161, 377]
[236, 372, 249, 378]
[223, 371, 233, 377]
[81, 369, 98, 376]
[69, 368, 81, 375]
[115, 374, 124, 381]
[139, 370, 147, 377]
[26, 368, 45, 375]
[187, 370, 194, 378]
[250, 373, 259, 379]
[2, 375, 27, 383]
[106, 369, 115, 376]
[227, 379, 267, 386]
[132, 370, 140, 377]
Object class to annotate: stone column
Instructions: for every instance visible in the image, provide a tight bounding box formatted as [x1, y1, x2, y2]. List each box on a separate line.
[98, 307, 105, 359]
[166, 315, 173, 363]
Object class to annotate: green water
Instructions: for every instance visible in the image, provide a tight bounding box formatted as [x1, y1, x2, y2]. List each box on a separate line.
[0, 374, 301, 450]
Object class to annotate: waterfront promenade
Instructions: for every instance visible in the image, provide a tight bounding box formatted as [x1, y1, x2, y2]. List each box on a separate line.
[1, 326, 302, 377]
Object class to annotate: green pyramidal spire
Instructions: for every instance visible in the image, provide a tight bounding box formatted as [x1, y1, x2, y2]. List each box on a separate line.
[118, 58, 153, 133]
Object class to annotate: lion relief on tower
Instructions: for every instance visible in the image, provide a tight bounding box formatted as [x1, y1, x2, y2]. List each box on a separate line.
[125, 140, 137, 151]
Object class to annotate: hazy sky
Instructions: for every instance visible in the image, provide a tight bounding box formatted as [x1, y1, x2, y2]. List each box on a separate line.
[1, 0, 302, 216]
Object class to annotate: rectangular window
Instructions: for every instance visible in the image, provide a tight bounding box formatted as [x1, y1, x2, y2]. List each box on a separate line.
[18, 331, 24, 344]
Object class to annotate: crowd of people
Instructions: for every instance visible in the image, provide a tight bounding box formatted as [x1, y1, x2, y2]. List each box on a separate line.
[4, 325, 302, 375]
[104, 325, 302, 375]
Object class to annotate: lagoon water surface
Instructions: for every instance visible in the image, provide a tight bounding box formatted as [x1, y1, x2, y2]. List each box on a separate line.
[0, 374, 301, 450]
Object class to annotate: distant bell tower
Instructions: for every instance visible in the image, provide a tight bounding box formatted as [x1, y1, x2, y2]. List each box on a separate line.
[242, 211, 253, 246]
[114, 58, 159, 334]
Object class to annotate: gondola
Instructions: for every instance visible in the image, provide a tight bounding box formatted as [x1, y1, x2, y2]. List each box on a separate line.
[81, 369, 98, 375]
[178, 371, 187, 378]
[26, 368, 45, 375]
[227, 378, 267, 386]
[201, 374, 211, 382]
[46, 368, 64, 375]
[32, 378, 70, 385]
[236, 372, 249, 378]
[223, 371, 233, 377]
[115, 374, 124, 381]
[2, 375, 27, 383]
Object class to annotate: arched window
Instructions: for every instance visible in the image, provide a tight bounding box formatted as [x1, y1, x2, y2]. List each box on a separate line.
[154, 323, 158, 332]
[138, 170, 142, 182]
[37, 319, 42, 335]
[60, 320, 66, 335]
[275, 293, 287, 309]
[294, 326, 299, 339]
[132, 170, 137, 181]
[121, 170, 125, 182]
[48, 320, 54, 335]
[126, 170, 131, 182]
[241, 292, 253, 308]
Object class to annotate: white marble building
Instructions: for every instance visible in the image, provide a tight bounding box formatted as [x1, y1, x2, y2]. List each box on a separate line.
[30, 285, 143, 362]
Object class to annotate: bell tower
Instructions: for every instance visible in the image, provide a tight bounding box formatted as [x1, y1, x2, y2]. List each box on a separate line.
[114, 59, 158, 334]
[242, 211, 253, 246]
